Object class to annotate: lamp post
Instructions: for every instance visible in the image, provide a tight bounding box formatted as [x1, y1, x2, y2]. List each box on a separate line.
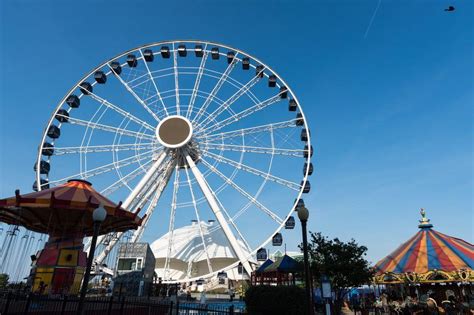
[298, 206, 312, 315]
[77, 205, 107, 314]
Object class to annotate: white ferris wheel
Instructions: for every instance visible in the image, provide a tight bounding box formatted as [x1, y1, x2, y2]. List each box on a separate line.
[34, 40, 313, 282]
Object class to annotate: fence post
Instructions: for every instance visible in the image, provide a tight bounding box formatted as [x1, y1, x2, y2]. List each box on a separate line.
[23, 293, 32, 315]
[107, 296, 114, 315]
[60, 295, 68, 315]
[119, 296, 125, 315]
[229, 304, 234, 315]
[3, 291, 12, 314]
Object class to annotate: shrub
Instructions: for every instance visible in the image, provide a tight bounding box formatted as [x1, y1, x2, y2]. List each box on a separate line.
[244, 285, 306, 315]
[0, 274, 9, 289]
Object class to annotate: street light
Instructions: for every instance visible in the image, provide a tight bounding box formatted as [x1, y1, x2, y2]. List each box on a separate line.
[78, 205, 107, 314]
[298, 206, 312, 315]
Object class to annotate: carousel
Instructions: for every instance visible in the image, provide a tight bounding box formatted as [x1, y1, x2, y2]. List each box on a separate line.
[0, 179, 143, 295]
[374, 208, 473, 300]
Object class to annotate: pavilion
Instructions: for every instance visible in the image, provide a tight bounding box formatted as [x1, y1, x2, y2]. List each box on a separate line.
[251, 254, 302, 286]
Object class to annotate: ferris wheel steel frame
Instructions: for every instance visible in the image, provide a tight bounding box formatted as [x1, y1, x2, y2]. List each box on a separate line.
[35, 40, 313, 282]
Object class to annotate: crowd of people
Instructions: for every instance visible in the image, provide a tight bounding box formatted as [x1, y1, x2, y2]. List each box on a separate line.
[346, 290, 473, 314]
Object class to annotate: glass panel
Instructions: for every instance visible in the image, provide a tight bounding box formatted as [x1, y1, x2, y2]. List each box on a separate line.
[117, 258, 136, 271]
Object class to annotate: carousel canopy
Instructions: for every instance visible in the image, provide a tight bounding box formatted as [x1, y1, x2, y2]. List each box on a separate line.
[374, 209, 473, 283]
[0, 179, 142, 236]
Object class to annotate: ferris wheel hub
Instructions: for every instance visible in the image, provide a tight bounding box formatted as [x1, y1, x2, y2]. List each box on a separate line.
[156, 115, 193, 148]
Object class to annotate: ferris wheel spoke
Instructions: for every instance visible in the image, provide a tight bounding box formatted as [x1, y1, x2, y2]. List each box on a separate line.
[54, 142, 157, 156]
[202, 150, 301, 191]
[197, 119, 298, 142]
[172, 44, 181, 116]
[65, 116, 156, 141]
[138, 49, 169, 117]
[201, 142, 305, 157]
[200, 158, 283, 225]
[191, 53, 239, 124]
[197, 93, 284, 136]
[164, 165, 180, 280]
[106, 63, 161, 122]
[207, 190, 252, 254]
[184, 166, 213, 274]
[48, 150, 154, 186]
[198, 70, 264, 130]
[87, 91, 156, 131]
[100, 159, 154, 196]
[186, 46, 209, 119]
[185, 154, 253, 275]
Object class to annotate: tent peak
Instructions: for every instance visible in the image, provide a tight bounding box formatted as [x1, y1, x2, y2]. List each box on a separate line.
[67, 179, 93, 186]
[418, 208, 433, 229]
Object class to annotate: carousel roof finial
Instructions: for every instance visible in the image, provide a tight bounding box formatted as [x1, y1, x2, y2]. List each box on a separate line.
[418, 208, 433, 229]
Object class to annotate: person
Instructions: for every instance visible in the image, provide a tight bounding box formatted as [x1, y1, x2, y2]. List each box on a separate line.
[442, 296, 456, 315]
[426, 294, 438, 315]
[229, 288, 235, 302]
[36, 281, 47, 295]
[381, 291, 389, 314]
[374, 297, 383, 314]
[200, 290, 207, 304]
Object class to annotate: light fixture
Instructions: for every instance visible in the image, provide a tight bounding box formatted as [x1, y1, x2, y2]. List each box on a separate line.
[93, 205, 107, 223]
[298, 206, 309, 222]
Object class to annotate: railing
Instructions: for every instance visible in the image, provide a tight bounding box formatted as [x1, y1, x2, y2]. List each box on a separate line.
[0, 292, 244, 315]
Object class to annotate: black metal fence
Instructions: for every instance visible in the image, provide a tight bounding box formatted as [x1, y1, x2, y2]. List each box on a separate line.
[0, 292, 243, 315]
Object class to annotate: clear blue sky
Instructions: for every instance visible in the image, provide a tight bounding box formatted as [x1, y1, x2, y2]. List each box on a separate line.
[0, 0, 472, 264]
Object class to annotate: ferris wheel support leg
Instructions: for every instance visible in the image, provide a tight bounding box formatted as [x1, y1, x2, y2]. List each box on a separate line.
[87, 150, 168, 255]
[122, 150, 167, 210]
[130, 163, 174, 243]
[185, 154, 253, 276]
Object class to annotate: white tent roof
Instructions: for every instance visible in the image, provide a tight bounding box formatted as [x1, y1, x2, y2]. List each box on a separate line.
[150, 221, 251, 263]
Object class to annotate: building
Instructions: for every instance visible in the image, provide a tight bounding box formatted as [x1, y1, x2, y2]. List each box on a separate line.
[113, 243, 155, 296]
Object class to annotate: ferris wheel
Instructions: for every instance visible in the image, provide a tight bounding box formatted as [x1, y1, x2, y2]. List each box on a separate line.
[34, 40, 313, 281]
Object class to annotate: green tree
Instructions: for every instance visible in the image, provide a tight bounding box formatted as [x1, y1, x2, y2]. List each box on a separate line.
[0, 273, 9, 289]
[302, 232, 374, 314]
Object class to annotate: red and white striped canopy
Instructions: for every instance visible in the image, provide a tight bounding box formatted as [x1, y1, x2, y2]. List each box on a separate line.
[0, 179, 142, 236]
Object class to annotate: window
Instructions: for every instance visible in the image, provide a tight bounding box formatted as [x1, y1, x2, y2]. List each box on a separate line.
[117, 257, 144, 271]
[117, 258, 137, 271]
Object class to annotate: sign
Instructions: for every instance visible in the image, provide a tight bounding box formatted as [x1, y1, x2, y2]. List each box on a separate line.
[321, 274, 332, 298]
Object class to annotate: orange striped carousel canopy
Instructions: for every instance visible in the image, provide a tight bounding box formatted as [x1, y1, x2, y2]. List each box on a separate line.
[374, 209, 473, 283]
[0, 179, 142, 237]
